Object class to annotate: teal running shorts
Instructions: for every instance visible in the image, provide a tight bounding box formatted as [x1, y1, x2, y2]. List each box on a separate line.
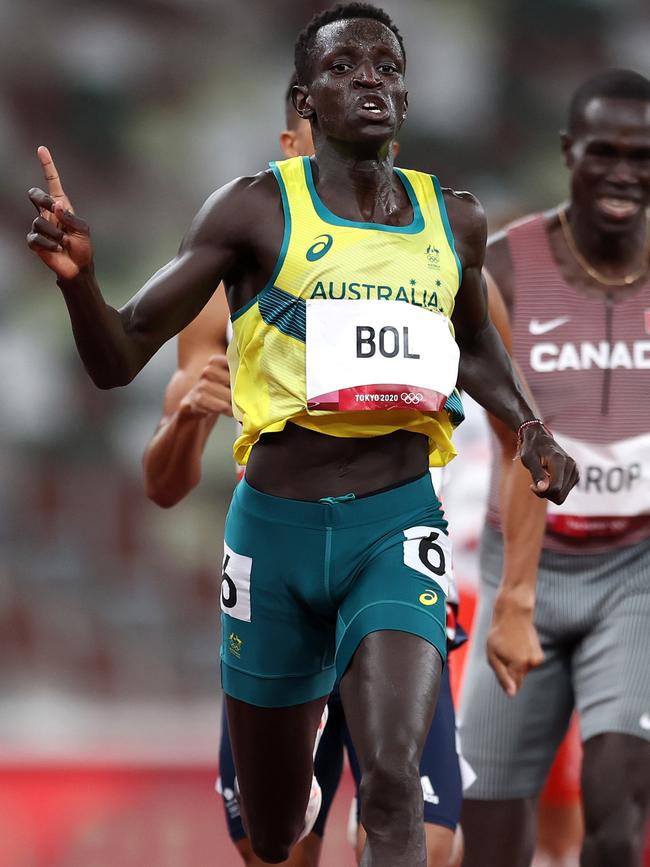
[220, 472, 451, 707]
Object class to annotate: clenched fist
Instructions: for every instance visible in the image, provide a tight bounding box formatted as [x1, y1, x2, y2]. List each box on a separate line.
[518, 422, 579, 504]
[179, 354, 232, 419]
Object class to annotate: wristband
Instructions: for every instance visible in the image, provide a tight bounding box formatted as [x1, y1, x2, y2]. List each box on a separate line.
[514, 418, 547, 460]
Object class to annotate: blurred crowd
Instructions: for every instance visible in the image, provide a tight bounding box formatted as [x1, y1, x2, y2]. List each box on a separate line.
[2, 0, 649, 753]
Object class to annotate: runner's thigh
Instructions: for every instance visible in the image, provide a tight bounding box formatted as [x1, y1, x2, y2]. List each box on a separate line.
[572, 535, 650, 744]
[459, 527, 574, 799]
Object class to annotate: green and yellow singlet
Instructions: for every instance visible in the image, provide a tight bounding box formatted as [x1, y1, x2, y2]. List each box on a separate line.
[228, 155, 465, 467]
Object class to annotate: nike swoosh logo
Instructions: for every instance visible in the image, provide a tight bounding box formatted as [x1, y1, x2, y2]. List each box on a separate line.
[529, 317, 571, 335]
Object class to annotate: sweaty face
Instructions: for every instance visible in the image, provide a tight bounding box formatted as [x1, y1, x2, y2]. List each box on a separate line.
[302, 18, 407, 146]
[565, 96, 650, 233]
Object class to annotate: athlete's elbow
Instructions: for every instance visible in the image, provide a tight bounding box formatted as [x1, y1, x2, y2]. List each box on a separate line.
[144, 472, 199, 509]
[144, 478, 183, 508]
[148, 490, 182, 509]
[87, 359, 137, 390]
[92, 374, 128, 390]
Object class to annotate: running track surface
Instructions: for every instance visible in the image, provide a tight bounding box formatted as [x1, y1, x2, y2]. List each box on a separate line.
[0, 764, 357, 866]
[1, 764, 649, 865]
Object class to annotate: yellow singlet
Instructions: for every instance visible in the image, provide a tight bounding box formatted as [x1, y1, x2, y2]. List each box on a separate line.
[228, 156, 464, 467]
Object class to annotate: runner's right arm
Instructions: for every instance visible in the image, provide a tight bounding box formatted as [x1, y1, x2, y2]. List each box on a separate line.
[26, 147, 278, 389]
[143, 289, 231, 508]
[484, 268, 546, 696]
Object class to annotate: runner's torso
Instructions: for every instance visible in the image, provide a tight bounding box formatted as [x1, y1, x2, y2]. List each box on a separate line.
[487, 212, 650, 553]
[227, 156, 465, 498]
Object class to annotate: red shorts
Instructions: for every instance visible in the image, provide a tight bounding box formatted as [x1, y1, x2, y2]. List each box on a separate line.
[540, 714, 582, 805]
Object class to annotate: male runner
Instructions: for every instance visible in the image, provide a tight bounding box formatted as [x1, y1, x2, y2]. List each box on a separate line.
[26, 5, 577, 865]
[460, 69, 650, 867]
[144, 77, 467, 867]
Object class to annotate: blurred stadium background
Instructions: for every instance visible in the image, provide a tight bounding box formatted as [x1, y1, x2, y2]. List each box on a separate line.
[2, 0, 649, 864]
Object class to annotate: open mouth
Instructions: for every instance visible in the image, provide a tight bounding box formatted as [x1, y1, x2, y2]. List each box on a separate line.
[596, 196, 642, 220]
[357, 97, 390, 121]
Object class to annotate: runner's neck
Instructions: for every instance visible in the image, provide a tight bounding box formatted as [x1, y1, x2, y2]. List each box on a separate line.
[561, 203, 650, 285]
[309, 144, 407, 226]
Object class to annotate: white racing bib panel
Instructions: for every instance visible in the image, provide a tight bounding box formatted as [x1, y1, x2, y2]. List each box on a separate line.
[306, 299, 459, 412]
[547, 431, 650, 537]
[220, 543, 252, 622]
[403, 525, 454, 596]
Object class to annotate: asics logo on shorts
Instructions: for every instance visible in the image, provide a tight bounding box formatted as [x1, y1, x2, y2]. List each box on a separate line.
[419, 591, 438, 606]
[401, 392, 424, 404]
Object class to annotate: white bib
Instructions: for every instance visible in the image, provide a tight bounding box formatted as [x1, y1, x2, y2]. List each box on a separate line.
[547, 431, 650, 537]
[305, 299, 459, 412]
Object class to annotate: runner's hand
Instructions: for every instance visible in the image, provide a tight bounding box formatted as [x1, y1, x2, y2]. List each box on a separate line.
[518, 424, 579, 505]
[27, 146, 93, 280]
[487, 592, 544, 697]
[179, 354, 232, 418]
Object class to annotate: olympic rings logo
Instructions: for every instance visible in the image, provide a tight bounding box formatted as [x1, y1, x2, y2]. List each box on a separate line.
[400, 392, 424, 404]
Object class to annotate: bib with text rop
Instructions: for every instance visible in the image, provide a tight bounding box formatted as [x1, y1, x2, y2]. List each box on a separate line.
[546, 430, 650, 538]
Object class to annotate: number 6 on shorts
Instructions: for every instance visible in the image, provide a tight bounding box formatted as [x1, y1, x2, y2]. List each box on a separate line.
[221, 543, 253, 622]
[403, 526, 453, 595]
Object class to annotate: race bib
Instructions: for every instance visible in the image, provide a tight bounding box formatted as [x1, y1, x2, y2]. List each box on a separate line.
[547, 431, 650, 537]
[305, 299, 459, 412]
[403, 525, 454, 596]
[220, 543, 252, 622]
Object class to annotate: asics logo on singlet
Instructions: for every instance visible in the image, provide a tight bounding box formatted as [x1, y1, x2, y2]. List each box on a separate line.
[401, 392, 424, 404]
[306, 234, 333, 261]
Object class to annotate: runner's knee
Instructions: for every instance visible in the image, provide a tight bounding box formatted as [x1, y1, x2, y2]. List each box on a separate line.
[581, 733, 650, 865]
[359, 754, 422, 837]
[583, 818, 639, 867]
[247, 819, 301, 864]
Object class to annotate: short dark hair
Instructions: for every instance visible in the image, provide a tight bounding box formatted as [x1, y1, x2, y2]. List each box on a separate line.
[568, 68, 650, 133]
[294, 2, 405, 86]
[285, 71, 300, 129]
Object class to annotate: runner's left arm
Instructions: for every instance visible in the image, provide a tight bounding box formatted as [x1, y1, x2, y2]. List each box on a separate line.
[448, 191, 578, 505]
[482, 270, 546, 696]
[143, 288, 231, 508]
[26, 147, 268, 389]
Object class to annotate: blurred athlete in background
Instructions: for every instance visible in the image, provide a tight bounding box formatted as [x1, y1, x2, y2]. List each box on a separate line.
[461, 68, 650, 867]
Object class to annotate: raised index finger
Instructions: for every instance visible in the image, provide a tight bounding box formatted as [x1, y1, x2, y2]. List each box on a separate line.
[37, 146, 67, 201]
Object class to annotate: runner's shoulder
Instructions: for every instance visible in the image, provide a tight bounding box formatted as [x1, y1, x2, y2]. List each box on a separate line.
[442, 188, 486, 264]
[442, 188, 486, 234]
[487, 207, 559, 250]
[486, 208, 556, 292]
[187, 170, 282, 248]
